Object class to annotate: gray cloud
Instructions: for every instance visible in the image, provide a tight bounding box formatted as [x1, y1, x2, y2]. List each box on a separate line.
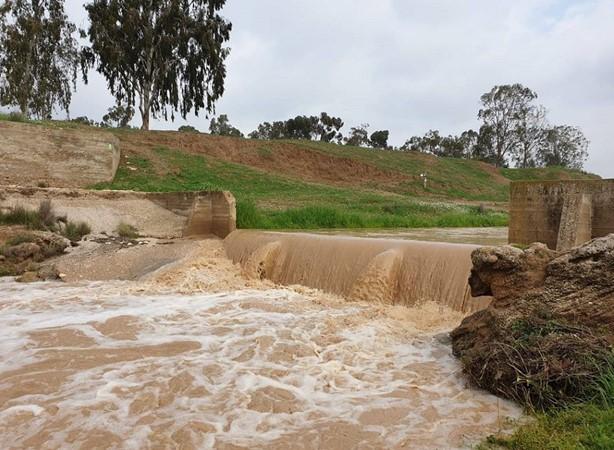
[65, 0, 614, 176]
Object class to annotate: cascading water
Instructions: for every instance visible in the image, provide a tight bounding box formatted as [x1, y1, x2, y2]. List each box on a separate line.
[224, 231, 493, 313]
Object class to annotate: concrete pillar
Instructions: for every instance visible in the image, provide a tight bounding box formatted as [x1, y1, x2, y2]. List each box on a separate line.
[556, 194, 593, 251]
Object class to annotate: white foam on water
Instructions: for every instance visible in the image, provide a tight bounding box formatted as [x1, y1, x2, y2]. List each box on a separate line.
[0, 278, 522, 449]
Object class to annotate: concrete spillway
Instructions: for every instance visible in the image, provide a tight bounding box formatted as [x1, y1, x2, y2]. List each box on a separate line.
[224, 230, 491, 313]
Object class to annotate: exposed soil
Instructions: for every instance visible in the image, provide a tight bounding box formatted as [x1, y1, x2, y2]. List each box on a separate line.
[117, 131, 411, 188]
[452, 236, 614, 408]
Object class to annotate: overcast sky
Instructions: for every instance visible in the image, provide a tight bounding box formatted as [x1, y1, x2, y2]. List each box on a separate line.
[65, 0, 614, 177]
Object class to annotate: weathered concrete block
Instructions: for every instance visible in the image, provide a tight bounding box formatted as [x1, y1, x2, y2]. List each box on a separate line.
[0, 121, 120, 187]
[556, 193, 592, 251]
[0, 186, 236, 238]
[509, 180, 614, 250]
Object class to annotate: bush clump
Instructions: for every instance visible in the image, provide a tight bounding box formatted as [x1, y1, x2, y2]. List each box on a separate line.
[116, 222, 139, 239]
[178, 125, 199, 133]
[62, 221, 91, 242]
[0, 201, 91, 242]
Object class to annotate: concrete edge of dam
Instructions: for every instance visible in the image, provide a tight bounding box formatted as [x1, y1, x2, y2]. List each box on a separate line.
[0, 186, 236, 239]
[509, 178, 614, 250]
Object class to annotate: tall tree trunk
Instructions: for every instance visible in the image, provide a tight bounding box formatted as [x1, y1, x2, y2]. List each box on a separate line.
[140, 83, 152, 130]
[19, 102, 28, 119]
[141, 108, 150, 131]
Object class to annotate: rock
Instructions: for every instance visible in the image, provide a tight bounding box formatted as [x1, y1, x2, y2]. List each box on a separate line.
[451, 234, 614, 409]
[5, 242, 42, 262]
[468, 243, 557, 305]
[0, 230, 70, 279]
[17, 271, 40, 283]
[32, 232, 71, 258]
[37, 265, 61, 281]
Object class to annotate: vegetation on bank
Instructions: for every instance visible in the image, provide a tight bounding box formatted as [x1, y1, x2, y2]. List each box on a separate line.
[481, 363, 614, 449]
[92, 146, 509, 229]
[0, 115, 597, 229]
[0, 201, 91, 242]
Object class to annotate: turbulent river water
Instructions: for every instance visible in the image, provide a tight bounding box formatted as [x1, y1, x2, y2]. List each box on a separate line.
[0, 235, 522, 449]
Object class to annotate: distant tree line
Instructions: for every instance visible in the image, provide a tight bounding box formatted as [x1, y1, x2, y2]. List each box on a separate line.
[211, 84, 588, 169]
[244, 115, 391, 149]
[402, 84, 589, 169]
[0, 2, 588, 169]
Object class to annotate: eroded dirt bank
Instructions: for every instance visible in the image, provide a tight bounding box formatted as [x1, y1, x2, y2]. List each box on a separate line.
[452, 235, 614, 408]
[0, 238, 522, 449]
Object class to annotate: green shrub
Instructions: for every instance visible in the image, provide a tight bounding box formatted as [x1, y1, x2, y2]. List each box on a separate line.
[5, 234, 37, 247]
[0, 111, 26, 122]
[116, 222, 139, 239]
[37, 200, 57, 228]
[0, 264, 16, 277]
[62, 221, 91, 242]
[0, 205, 42, 229]
[178, 125, 199, 133]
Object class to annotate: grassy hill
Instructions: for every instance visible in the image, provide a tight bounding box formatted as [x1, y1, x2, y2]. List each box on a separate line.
[0, 116, 599, 229]
[87, 128, 596, 229]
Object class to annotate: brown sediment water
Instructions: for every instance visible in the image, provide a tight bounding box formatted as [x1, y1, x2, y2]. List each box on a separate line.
[0, 276, 522, 449]
[224, 231, 492, 313]
[0, 238, 523, 448]
[313, 227, 509, 246]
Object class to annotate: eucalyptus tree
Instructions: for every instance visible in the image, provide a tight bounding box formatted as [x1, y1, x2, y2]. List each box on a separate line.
[317, 112, 344, 143]
[538, 125, 589, 169]
[344, 123, 370, 147]
[83, 0, 232, 130]
[369, 130, 389, 149]
[514, 105, 547, 168]
[478, 84, 538, 167]
[0, 0, 80, 118]
[209, 114, 243, 137]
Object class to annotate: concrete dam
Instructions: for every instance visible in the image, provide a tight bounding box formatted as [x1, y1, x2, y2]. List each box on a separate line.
[225, 230, 492, 314]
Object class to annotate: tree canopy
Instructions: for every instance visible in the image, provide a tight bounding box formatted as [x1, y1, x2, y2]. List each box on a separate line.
[369, 130, 389, 149]
[399, 83, 589, 169]
[82, 0, 232, 130]
[0, 0, 80, 118]
[538, 125, 588, 169]
[344, 123, 370, 147]
[477, 84, 538, 167]
[249, 113, 344, 142]
[210, 114, 243, 137]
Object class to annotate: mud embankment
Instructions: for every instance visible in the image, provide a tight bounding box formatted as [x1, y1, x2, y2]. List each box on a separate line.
[225, 230, 492, 313]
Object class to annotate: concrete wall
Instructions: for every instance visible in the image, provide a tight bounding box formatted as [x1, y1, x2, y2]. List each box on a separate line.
[509, 180, 614, 250]
[0, 121, 120, 187]
[0, 186, 236, 239]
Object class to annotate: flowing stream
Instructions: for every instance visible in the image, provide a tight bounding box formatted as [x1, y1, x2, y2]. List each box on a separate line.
[0, 235, 522, 449]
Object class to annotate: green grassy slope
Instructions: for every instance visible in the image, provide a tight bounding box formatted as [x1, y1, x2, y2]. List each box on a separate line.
[90, 129, 597, 229]
[0, 117, 599, 229]
[94, 147, 509, 228]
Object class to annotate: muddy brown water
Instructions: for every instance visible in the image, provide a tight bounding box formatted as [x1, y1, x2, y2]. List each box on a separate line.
[0, 235, 521, 449]
[224, 231, 494, 313]
[313, 227, 509, 246]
